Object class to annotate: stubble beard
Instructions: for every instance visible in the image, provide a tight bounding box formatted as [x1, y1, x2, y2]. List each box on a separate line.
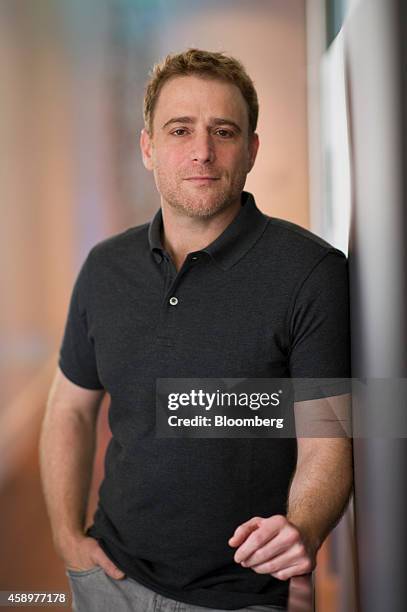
[155, 171, 247, 219]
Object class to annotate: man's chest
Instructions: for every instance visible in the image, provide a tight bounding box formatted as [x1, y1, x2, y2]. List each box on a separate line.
[89, 259, 291, 393]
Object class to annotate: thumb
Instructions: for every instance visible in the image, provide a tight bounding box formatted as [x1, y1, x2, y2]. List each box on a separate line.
[98, 553, 126, 580]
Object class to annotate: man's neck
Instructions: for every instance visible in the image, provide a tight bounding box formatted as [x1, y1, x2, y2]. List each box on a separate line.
[161, 198, 242, 271]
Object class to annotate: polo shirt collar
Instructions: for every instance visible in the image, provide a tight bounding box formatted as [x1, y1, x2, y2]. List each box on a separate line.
[148, 191, 269, 270]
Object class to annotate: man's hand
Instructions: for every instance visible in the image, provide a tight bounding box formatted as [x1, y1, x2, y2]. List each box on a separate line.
[61, 535, 125, 580]
[228, 515, 316, 581]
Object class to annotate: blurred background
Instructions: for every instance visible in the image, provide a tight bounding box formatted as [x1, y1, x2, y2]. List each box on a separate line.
[1, 0, 407, 610]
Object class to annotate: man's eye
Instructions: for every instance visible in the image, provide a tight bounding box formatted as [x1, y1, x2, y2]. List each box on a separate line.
[171, 128, 188, 136]
[215, 129, 233, 138]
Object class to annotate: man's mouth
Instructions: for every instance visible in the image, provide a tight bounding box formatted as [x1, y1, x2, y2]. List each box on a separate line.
[184, 176, 220, 181]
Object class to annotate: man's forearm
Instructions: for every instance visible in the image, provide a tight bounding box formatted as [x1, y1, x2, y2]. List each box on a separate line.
[286, 438, 353, 553]
[39, 408, 97, 556]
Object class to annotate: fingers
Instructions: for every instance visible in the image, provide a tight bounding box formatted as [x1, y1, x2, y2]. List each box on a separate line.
[62, 536, 126, 580]
[231, 515, 285, 563]
[228, 516, 263, 548]
[271, 562, 312, 582]
[249, 547, 313, 578]
[229, 515, 315, 583]
[241, 541, 306, 572]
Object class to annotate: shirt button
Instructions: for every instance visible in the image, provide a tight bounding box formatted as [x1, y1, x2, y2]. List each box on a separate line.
[169, 297, 178, 306]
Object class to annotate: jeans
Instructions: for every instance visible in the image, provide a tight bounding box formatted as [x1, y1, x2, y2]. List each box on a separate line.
[66, 567, 286, 612]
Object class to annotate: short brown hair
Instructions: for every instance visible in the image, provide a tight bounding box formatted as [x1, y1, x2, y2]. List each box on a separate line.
[143, 48, 259, 135]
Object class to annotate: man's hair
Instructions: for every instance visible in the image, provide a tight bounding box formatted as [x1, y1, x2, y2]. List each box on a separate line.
[143, 48, 259, 135]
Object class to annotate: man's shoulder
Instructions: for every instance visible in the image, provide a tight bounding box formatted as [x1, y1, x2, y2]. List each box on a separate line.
[262, 215, 346, 262]
[266, 216, 339, 250]
[87, 220, 151, 265]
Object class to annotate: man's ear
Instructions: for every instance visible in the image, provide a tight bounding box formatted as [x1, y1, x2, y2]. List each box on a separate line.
[140, 128, 154, 171]
[247, 132, 260, 173]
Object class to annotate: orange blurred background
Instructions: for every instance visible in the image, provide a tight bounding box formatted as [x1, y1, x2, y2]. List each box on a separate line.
[0, 1, 355, 610]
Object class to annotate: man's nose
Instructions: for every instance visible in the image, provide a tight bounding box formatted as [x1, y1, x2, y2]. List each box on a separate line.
[190, 132, 215, 164]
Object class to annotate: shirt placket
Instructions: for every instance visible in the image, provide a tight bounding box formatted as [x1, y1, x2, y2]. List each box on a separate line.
[155, 252, 200, 348]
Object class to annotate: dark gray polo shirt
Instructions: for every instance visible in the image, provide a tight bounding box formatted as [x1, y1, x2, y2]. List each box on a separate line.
[59, 191, 350, 610]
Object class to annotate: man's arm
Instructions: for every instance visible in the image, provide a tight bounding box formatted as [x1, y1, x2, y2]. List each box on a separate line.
[286, 434, 353, 557]
[229, 394, 353, 580]
[39, 367, 124, 578]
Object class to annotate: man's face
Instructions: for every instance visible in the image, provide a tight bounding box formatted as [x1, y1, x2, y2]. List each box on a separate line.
[140, 75, 259, 218]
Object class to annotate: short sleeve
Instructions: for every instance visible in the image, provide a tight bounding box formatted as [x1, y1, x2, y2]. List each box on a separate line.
[58, 252, 104, 390]
[288, 251, 351, 401]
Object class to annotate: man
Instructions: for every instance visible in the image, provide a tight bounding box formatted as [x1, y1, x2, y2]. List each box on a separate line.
[40, 49, 352, 611]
